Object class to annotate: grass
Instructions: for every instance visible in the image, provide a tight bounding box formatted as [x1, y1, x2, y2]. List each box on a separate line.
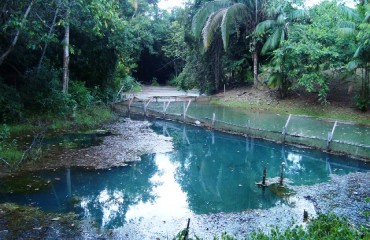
[211, 99, 370, 125]
[0, 147, 23, 165]
[0, 105, 117, 169]
[173, 214, 370, 240]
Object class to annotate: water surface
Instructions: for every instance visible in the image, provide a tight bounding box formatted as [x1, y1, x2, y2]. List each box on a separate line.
[0, 119, 369, 230]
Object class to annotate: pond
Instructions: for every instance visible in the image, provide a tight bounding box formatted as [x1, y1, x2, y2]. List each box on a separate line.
[0, 119, 369, 234]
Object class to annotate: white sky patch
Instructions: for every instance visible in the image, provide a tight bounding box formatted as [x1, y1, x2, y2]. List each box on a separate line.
[158, 0, 186, 10]
[158, 0, 356, 10]
[305, 0, 356, 8]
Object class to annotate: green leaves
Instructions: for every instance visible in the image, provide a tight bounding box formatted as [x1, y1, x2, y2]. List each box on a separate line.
[192, 0, 231, 39]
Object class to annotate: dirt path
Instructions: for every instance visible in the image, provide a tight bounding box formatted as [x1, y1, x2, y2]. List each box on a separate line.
[133, 86, 199, 100]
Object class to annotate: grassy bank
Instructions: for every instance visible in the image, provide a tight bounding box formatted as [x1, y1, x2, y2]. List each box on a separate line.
[0, 105, 117, 168]
[211, 97, 370, 126]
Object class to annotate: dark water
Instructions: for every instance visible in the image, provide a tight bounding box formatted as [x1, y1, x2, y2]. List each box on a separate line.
[0, 119, 369, 229]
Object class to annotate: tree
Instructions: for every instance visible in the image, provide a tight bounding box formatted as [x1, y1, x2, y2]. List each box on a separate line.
[0, 0, 35, 66]
[339, 1, 370, 110]
[162, 12, 188, 78]
[267, 1, 356, 103]
[62, 0, 70, 94]
[192, 0, 268, 87]
[255, 3, 308, 97]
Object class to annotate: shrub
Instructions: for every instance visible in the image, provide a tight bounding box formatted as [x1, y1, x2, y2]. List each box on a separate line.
[0, 82, 24, 123]
[69, 81, 94, 108]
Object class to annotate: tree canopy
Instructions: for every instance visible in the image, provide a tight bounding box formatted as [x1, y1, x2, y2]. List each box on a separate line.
[1, 0, 369, 123]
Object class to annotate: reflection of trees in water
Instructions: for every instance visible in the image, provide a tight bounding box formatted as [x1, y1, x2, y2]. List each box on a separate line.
[151, 120, 365, 214]
[154, 121, 280, 213]
[61, 155, 158, 229]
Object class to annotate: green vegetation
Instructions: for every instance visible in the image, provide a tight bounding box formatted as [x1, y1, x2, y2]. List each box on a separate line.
[0, 203, 81, 239]
[211, 98, 370, 125]
[0, 105, 116, 168]
[169, 0, 369, 110]
[1, 0, 369, 126]
[174, 214, 370, 240]
[249, 214, 369, 240]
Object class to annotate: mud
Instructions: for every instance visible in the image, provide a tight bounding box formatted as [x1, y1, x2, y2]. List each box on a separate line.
[36, 118, 174, 169]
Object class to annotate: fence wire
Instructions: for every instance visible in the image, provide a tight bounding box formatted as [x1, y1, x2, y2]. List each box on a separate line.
[118, 100, 370, 160]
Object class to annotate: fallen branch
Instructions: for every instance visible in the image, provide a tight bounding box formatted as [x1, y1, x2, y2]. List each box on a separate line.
[0, 156, 11, 167]
[17, 126, 46, 167]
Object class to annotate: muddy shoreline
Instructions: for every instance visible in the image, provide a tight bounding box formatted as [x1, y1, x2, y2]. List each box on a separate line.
[0, 118, 369, 239]
[22, 118, 173, 171]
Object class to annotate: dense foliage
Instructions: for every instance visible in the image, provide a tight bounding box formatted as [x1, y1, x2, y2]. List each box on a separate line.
[1, 0, 370, 124]
[0, 0, 170, 122]
[178, 0, 370, 108]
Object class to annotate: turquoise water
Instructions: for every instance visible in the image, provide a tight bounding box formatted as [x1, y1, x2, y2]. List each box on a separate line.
[0, 119, 369, 229]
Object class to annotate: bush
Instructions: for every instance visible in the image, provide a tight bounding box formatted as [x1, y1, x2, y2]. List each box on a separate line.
[22, 65, 75, 116]
[0, 82, 24, 123]
[250, 214, 369, 240]
[33, 81, 75, 116]
[0, 124, 22, 165]
[69, 81, 94, 108]
[355, 94, 369, 112]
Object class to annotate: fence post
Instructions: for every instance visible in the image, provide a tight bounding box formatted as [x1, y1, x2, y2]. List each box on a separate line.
[163, 100, 171, 116]
[326, 121, 337, 150]
[128, 97, 134, 113]
[144, 98, 152, 117]
[183, 99, 192, 120]
[282, 114, 292, 143]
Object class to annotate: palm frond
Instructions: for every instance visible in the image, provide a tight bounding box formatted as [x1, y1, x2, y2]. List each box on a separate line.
[202, 9, 227, 50]
[255, 20, 275, 35]
[347, 60, 358, 70]
[338, 27, 356, 36]
[130, 0, 138, 11]
[268, 72, 283, 88]
[288, 9, 309, 21]
[337, 20, 356, 29]
[365, 12, 370, 22]
[261, 29, 283, 54]
[276, 14, 286, 25]
[338, 5, 359, 21]
[220, 3, 248, 50]
[354, 45, 363, 58]
[337, 20, 356, 36]
[192, 0, 231, 38]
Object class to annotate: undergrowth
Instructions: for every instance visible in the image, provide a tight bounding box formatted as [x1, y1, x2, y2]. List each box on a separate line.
[175, 214, 369, 240]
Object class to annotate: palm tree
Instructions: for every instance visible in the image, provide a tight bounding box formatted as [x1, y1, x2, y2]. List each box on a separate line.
[255, 4, 308, 54]
[338, 1, 370, 110]
[192, 0, 266, 87]
[254, 3, 308, 98]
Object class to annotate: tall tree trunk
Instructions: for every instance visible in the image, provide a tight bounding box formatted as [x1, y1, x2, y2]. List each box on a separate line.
[0, 0, 34, 66]
[37, 1, 60, 75]
[62, 0, 70, 94]
[253, 51, 258, 86]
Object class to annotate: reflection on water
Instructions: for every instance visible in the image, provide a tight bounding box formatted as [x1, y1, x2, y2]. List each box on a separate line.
[0, 119, 369, 229]
[126, 154, 191, 221]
